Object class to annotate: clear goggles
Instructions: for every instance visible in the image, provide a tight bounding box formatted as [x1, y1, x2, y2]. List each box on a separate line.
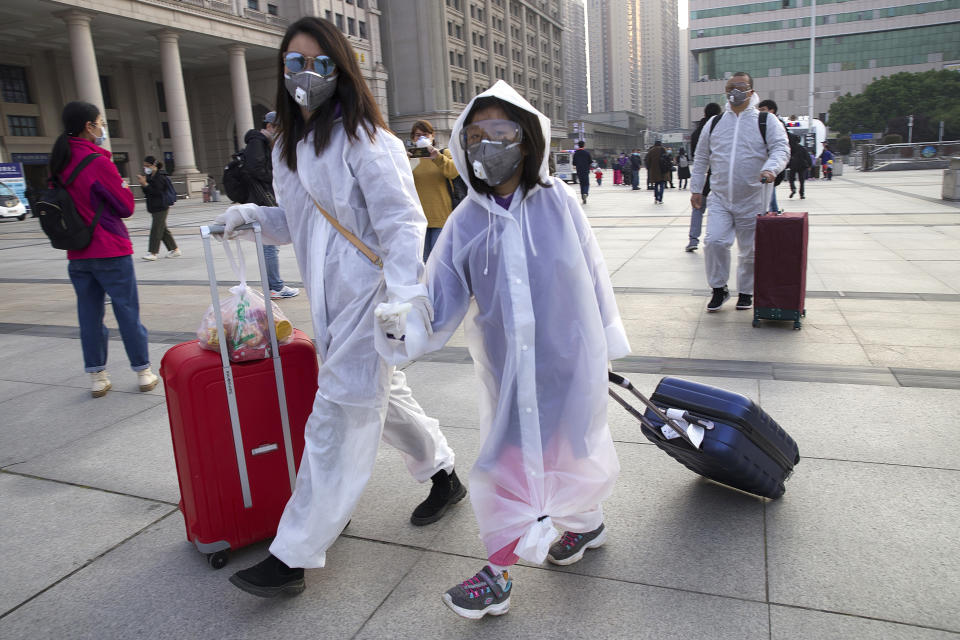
[283, 52, 337, 77]
[460, 119, 523, 151]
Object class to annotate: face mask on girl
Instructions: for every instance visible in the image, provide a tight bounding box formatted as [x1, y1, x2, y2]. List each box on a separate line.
[284, 71, 337, 111]
[94, 123, 108, 146]
[415, 136, 433, 149]
[467, 141, 523, 187]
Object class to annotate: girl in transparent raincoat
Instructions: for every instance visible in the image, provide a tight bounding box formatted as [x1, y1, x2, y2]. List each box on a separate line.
[376, 81, 630, 619]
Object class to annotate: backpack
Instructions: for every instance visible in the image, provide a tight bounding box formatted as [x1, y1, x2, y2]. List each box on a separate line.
[162, 174, 177, 207]
[221, 153, 249, 203]
[36, 153, 104, 251]
[447, 176, 468, 209]
[658, 151, 672, 174]
[708, 111, 785, 186]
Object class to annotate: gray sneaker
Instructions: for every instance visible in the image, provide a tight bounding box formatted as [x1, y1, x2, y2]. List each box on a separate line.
[442, 565, 511, 619]
[547, 523, 607, 566]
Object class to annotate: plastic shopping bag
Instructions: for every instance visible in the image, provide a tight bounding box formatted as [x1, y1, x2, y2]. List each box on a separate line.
[197, 237, 293, 362]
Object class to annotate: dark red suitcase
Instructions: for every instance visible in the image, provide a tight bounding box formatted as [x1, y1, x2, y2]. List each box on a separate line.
[753, 210, 808, 329]
[159, 223, 318, 569]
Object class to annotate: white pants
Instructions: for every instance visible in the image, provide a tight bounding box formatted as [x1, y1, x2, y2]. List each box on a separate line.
[703, 201, 757, 295]
[270, 369, 455, 568]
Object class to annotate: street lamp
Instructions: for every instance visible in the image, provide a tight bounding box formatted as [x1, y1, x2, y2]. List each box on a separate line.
[907, 114, 914, 144]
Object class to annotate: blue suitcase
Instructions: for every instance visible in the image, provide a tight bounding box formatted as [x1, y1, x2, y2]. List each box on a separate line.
[609, 373, 799, 499]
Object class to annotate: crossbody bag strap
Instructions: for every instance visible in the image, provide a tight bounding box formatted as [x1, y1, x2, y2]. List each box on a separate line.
[310, 197, 383, 269]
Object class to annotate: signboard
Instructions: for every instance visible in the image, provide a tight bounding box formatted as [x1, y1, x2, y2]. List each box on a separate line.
[662, 132, 685, 143]
[0, 163, 28, 210]
[11, 153, 49, 165]
[163, 151, 175, 174]
[113, 152, 129, 163]
[850, 133, 873, 140]
[921, 145, 937, 158]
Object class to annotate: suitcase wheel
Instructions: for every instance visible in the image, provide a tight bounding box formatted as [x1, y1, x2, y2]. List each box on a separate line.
[752, 319, 760, 328]
[207, 551, 229, 570]
[793, 321, 802, 330]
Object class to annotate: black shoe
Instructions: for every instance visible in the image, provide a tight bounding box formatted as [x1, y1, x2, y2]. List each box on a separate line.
[800, 195, 805, 199]
[706, 286, 729, 312]
[789, 191, 795, 198]
[411, 469, 467, 526]
[581, 194, 587, 204]
[229, 554, 305, 598]
[735, 294, 753, 310]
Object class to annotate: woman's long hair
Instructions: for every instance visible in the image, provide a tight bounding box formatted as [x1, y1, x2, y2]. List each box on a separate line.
[275, 17, 388, 171]
[49, 101, 100, 178]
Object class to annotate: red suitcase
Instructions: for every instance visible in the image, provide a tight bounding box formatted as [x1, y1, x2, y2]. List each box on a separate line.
[753, 208, 808, 330]
[159, 223, 318, 569]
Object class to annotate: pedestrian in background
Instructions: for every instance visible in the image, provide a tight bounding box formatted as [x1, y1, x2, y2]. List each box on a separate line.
[408, 119, 461, 260]
[137, 156, 180, 261]
[645, 140, 668, 204]
[595, 165, 603, 185]
[676, 148, 690, 190]
[51, 101, 158, 397]
[686, 102, 722, 251]
[758, 99, 782, 212]
[629, 149, 642, 189]
[573, 140, 592, 204]
[241, 111, 299, 299]
[613, 153, 623, 185]
[787, 132, 811, 199]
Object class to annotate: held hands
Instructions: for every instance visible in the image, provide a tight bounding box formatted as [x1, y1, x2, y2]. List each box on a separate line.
[213, 203, 261, 240]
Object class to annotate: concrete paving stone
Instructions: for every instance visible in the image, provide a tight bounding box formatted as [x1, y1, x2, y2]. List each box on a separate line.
[0, 513, 423, 640]
[819, 272, 956, 295]
[355, 551, 770, 640]
[863, 344, 960, 370]
[771, 363, 898, 387]
[610, 269, 705, 289]
[0, 383, 164, 467]
[834, 298, 960, 315]
[0, 379, 45, 405]
[896, 249, 960, 263]
[838, 310, 960, 330]
[696, 320, 861, 344]
[766, 458, 960, 631]
[0, 473, 174, 615]
[7, 402, 181, 504]
[891, 368, 960, 390]
[806, 249, 903, 261]
[690, 338, 872, 366]
[615, 335, 693, 359]
[757, 380, 960, 469]
[852, 326, 960, 348]
[400, 361, 485, 431]
[624, 318, 700, 341]
[770, 605, 960, 639]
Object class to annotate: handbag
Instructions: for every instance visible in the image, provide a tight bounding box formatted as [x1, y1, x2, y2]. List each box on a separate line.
[311, 197, 382, 268]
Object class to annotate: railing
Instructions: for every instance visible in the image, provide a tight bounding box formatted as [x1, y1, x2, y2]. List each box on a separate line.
[861, 141, 959, 171]
[243, 8, 289, 26]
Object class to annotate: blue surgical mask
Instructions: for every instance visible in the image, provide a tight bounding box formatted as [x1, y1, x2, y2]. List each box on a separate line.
[94, 124, 108, 146]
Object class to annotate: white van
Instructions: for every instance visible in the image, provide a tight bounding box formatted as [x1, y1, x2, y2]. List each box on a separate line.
[553, 151, 576, 183]
[0, 182, 26, 221]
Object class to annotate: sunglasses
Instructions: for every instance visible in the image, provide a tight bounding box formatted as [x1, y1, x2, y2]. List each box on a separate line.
[283, 52, 336, 76]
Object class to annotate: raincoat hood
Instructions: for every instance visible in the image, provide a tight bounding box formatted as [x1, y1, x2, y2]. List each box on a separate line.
[449, 80, 551, 206]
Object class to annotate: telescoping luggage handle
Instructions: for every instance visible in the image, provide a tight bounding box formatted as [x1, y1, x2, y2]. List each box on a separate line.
[607, 371, 711, 450]
[199, 222, 297, 509]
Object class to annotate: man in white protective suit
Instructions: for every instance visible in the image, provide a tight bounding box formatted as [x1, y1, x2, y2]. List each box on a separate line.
[690, 71, 790, 313]
[215, 17, 463, 598]
[376, 80, 630, 620]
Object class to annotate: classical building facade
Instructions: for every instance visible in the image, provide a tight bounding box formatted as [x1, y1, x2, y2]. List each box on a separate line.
[688, 0, 960, 126]
[0, 0, 385, 193]
[379, 0, 567, 148]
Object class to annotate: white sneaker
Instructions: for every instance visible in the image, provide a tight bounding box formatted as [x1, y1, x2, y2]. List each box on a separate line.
[167, 248, 182, 258]
[90, 371, 111, 398]
[138, 367, 159, 392]
[270, 286, 300, 300]
[142, 253, 159, 261]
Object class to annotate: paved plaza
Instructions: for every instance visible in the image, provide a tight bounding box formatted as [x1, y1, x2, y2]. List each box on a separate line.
[0, 169, 958, 639]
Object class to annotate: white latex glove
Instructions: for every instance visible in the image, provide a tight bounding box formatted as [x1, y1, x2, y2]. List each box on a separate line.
[213, 203, 260, 240]
[374, 296, 434, 340]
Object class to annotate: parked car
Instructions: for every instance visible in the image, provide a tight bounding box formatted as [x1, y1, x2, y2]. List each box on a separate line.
[0, 182, 26, 221]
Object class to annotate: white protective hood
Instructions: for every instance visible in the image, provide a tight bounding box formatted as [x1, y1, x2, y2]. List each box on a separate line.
[388, 80, 630, 564]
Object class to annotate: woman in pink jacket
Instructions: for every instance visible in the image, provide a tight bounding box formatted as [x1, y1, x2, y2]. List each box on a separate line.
[51, 101, 158, 397]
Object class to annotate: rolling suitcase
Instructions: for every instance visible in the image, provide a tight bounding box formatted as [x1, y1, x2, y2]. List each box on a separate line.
[608, 373, 799, 499]
[160, 222, 318, 569]
[754, 185, 808, 329]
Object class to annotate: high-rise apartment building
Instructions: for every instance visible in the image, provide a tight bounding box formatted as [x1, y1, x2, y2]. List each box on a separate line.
[687, 0, 960, 126]
[380, 0, 566, 145]
[586, 0, 680, 129]
[561, 0, 588, 122]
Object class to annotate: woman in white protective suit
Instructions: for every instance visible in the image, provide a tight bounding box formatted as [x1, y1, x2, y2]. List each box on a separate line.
[376, 81, 630, 619]
[216, 17, 464, 598]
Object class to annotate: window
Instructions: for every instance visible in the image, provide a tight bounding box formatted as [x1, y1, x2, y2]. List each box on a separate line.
[357, 0, 364, 7]
[348, 17, 356, 36]
[359, 21, 367, 39]
[452, 80, 458, 100]
[458, 53, 464, 67]
[161, 121, 170, 139]
[335, 13, 344, 31]
[0, 65, 31, 104]
[325, 10, 332, 21]
[156, 81, 166, 112]
[247, 0, 258, 9]
[267, 4, 277, 15]
[459, 82, 466, 103]
[450, 51, 455, 65]
[100, 75, 114, 109]
[7, 115, 38, 136]
[107, 119, 122, 138]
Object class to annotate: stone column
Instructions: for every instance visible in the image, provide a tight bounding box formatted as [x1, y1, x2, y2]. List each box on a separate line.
[59, 10, 111, 151]
[155, 29, 199, 178]
[226, 45, 255, 144]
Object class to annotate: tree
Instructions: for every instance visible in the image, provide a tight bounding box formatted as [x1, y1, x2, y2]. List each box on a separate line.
[827, 70, 960, 140]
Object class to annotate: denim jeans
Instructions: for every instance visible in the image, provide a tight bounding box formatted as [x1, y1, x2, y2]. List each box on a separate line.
[689, 204, 706, 245]
[68, 255, 150, 373]
[263, 244, 284, 292]
[769, 188, 779, 213]
[577, 170, 590, 196]
[423, 227, 442, 261]
[654, 181, 665, 202]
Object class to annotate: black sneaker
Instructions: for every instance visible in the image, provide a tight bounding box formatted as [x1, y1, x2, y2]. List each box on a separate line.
[229, 554, 305, 598]
[547, 523, 607, 566]
[685, 240, 698, 252]
[736, 294, 753, 310]
[410, 469, 467, 526]
[442, 565, 511, 619]
[706, 286, 729, 312]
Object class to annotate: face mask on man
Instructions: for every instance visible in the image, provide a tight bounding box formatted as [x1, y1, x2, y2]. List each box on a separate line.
[284, 71, 337, 111]
[727, 88, 751, 107]
[467, 141, 523, 187]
